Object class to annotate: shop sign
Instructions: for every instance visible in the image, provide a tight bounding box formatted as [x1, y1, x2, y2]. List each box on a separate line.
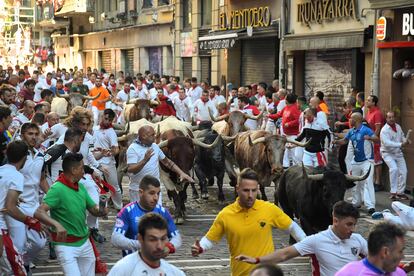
[376, 16, 387, 41]
[297, 0, 358, 26]
[402, 13, 414, 36]
[199, 39, 236, 50]
[219, 6, 271, 31]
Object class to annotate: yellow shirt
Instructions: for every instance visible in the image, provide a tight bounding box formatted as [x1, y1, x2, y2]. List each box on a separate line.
[206, 199, 292, 276]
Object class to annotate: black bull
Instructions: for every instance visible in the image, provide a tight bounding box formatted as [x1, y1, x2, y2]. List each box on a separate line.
[276, 165, 370, 236]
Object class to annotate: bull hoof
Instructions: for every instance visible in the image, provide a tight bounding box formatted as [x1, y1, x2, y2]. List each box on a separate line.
[201, 192, 209, 200]
[175, 217, 185, 225]
[218, 193, 225, 202]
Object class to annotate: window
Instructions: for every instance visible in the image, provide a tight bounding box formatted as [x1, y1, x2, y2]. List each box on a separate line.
[143, 0, 153, 8]
[201, 0, 212, 27]
[110, 0, 118, 11]
[159, 0, 170, 6]
[183, 0, 191, 30]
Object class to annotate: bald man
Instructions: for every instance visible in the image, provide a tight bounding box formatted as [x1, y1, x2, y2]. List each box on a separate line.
[41, 112, 60, 149]
[126, 126, 194, 204]
[334, 112, 379, 215]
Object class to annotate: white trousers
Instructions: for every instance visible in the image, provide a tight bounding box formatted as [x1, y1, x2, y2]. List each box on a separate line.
[103, 164, 123, 210]
[55, 239, 95, 276]
[383, 201, 414, 230]
[382, 152, 407, 194]
[283, 135, 299, 167]
[7, 208, 46, 265]
[81, 174, 100, 229]
[265, 120, 276, 134]
[350, 160, 375, 209]
[91, 106, 102, 127]
[302, 150, 327, 167]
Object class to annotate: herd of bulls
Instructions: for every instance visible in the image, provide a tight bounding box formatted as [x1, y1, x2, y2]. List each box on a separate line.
[53, 96, 370, 235]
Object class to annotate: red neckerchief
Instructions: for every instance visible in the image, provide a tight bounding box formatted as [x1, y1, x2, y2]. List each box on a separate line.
[124, 88, 130, 94]
[307, 117, 314, 123]
[46, 79, 51, 85]
[56, 173, 79, 191]
[100, 122, 113, 130]
[201, 98, 209, 103]
[388, 123, 397, 132]
[320, 100, 326, 104]
[316, 106, 322, 113]
[110, 83, 116, 89]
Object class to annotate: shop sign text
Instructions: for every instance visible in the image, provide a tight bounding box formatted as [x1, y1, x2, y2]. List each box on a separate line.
[402, 13, 414, 36]
[219, 6, 271, 31]
[199, 39, 236, 50]
[297, 0, 358, 26]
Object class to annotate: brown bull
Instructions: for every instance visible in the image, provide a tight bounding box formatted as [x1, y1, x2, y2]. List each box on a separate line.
[157, 129, 220, 224]
[124, 98, 159, 122]
[54, 92, 101, 117]
[209, 108, 263, 136]
[234, 130, 308, 200]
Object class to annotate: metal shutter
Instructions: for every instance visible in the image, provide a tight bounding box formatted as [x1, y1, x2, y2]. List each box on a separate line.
[200, 56, 211, 84]
[241, 38, 277, 86]
[182, 57, 192, 79]
[304, 50, 352, 121]
[101, 50, 112, 73]
[85, 52, 93, 69]
[124, 49, 134, 76]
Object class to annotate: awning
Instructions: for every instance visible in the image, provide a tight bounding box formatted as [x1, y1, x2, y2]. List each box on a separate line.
[284, 29, 365, 51]
[368, 0, 414, 9]
[198, 22, 279, 50]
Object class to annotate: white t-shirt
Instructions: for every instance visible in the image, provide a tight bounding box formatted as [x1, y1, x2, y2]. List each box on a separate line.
[126, 142, 165, 191]
[19, 149, 44, 214]
[193, 99, 217, 122]
[0, 164, 24, 229]
[116, 90, 138, 103]
[93, 128, 118, 165]
[210, 95, 226, 108]
[294, 226, 367, 276]
[173, 97, 192, 122]
[187, 86, 203, 104]
[34, 78, 57, 102]
[108, 252, 185, 276]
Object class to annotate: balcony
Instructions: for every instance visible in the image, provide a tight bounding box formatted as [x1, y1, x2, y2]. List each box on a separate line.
[36, 3, 69, 29]
[54, 0, 94, 17]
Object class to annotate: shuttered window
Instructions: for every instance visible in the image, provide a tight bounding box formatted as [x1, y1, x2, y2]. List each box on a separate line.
[182, 57, 192, 79]
[122, 49, 134, 76]
[101, 50, 112, 73]
[200, 56, 211, 84]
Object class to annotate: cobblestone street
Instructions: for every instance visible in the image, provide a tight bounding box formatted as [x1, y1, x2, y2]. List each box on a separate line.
[29, 176, 414, 275]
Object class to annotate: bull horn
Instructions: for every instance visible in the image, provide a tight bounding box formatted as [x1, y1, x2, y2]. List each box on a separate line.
[82, 92, 101, 101]
[221, 133, 238, 142]
[244, 110, 264, 120]
[192, 135, 220, 149]
[308, 173, 324, 181]
[113, 123, 125, 130]
[286, 137, 312, 147]
[150, 100, 159, 106]
[115, 129, 127, 137]
[233, 165, 240, 176]
[208, 107, 220, 122]
[118, 135, 128, 142]
[55, 92, 70, 99]
[252, 137, 266, 145]
[156, 124, 160, 137]
[157, 140, 168, 148]
[248, 135, 253, 146]
[345, 166, 371, 182]
[60, 115, 68, 119]
[190, 125, 199, 131]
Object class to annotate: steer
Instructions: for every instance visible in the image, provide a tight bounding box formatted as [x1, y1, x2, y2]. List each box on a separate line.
[209, 108, 263, 136]
[233, 130, 308, 200]
[123, 98, 159, 122]
[276, 164, 370, 237]
[52, 92, 101, 117]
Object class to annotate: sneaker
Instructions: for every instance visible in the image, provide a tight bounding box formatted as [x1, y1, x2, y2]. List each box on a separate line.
[368, 208, 376, 216]
[374, 184, 384, 192]
[390, 194, 398, 200]
[371, 211, 384, 220]
[49, 243, 57, 260]
[397, 194, 409, 200]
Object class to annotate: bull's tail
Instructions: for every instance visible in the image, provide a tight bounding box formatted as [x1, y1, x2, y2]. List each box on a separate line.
[276, 171, 294, 219]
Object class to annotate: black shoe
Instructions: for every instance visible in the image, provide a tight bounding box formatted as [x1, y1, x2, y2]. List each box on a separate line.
[368, 208, 376, 216]
[49, 243, 57, 260]
[90, 228, 106, 243]
[374, 184, 384, 192]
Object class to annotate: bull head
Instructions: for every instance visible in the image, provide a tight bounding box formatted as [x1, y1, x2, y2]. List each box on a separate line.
[158, 135, 221, 150]
[221, 133, 238, 142]
[301, 163, 371, 182]
[344, 166, 371, 182]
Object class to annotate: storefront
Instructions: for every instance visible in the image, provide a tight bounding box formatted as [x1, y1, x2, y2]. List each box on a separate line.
[372, 3, 414, 189]
[284, 0, 373, 120]
[199, 0, 280, 87]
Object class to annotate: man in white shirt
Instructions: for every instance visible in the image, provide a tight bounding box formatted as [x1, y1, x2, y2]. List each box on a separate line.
[166, 84, 179, 100]
[40, 112, 60, 150]
[187, 77, 203, 104]
[84, 72, 97, 90]
[9, 100, 35, 135]
[116, 82, 138, 104]
[193, 90, 217, 124]
[126, 126, 194, 203]
[6, 123, 48, 272]
[148, 79, 164, 100]
[236, 201, 368, 276]
[173, 87, 192, 122]
[108, 213, 185, 276]
[34, 72, 56, 102]
[209, 85, 226, 108]
[380, 111, 410, 200]
[93, 109, 123, 210]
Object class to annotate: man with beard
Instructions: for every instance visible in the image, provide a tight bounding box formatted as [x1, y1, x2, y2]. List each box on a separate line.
[0, 85, 18, 116]
[236, 201, 367, 276]
[6, 123, 49, 273]
[10, 100, 35, 135]
[0, 106, 13, 165]
[108, 213, 184, 275]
